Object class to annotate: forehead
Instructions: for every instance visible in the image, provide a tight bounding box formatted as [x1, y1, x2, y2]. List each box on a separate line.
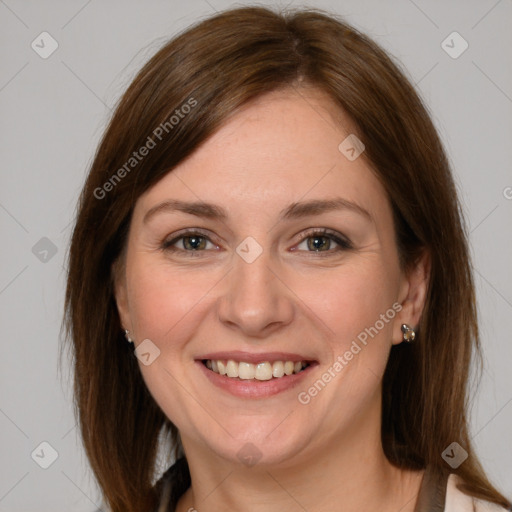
[135, 87, 389, 223]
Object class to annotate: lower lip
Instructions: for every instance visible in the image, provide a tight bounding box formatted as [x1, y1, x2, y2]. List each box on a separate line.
[196, 361, 317, 399]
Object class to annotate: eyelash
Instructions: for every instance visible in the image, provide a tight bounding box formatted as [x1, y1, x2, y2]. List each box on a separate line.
[161, 228, 353, 257]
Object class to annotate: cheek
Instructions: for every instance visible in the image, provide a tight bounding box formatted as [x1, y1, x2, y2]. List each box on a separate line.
[126, 258, 221, 357]
[298, 264, 399, 418]
[125, 259, 214, 426]
[295, 260, 398, 355]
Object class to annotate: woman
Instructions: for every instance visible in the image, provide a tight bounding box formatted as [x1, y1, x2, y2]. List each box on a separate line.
[63, 6, 511, 512]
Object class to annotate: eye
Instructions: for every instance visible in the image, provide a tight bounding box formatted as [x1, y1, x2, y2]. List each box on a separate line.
[294, 229, 352, 254]
[161, 229, 219, 254]
[160, 228, 352, 256]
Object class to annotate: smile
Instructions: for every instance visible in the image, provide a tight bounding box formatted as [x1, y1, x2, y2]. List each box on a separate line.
[195, 352, 318, 399]
[204, 359, 310, 380]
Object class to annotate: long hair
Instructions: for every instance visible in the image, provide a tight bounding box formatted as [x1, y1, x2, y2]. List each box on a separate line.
[62, 6, 511, 511]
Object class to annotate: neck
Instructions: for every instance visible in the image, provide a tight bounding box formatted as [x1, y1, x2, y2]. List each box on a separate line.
[176, 397, 424, 512]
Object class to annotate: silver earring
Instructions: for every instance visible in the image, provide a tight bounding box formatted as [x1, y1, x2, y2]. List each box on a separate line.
[124, 329, 134, 344]
[401, 324, 416, 342]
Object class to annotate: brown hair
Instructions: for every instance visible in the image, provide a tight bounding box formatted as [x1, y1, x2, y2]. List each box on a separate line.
[62, 6, 511, 511]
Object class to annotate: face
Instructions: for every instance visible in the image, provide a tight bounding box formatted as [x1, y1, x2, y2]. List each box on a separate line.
[115, 87, 424, 468]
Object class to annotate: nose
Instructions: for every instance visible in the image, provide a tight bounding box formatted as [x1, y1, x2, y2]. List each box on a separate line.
[216, 246, 295, 338]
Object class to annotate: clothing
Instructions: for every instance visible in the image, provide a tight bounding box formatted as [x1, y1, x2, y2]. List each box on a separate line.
[412, 464, 510, 511]
[443, 475, 510, 512]
[155, 458, 510, 512]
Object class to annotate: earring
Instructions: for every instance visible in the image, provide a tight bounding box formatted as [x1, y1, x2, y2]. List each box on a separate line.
[124, 329, 134, 344]
[401, 324, 416, 342]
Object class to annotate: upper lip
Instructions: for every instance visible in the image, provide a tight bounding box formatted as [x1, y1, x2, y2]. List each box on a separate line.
[196, 351, 317, 364]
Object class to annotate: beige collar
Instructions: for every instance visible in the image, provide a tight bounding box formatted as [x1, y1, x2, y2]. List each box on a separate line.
[444, 474, 509, 511]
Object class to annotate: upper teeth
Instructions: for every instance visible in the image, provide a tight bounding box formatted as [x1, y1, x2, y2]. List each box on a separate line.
[205, 359, 307, 380]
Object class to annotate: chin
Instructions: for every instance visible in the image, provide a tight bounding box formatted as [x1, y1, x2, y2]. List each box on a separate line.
[197, 420, 316, 470]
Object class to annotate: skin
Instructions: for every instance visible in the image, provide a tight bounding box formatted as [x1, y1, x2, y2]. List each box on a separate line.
[114, 87, 430, 512]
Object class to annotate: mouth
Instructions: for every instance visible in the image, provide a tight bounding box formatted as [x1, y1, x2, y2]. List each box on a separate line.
[202, 358, 311, 380]
[195, 351, 318, 399]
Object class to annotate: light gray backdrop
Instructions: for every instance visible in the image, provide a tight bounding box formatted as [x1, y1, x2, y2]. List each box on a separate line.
[1, 0, 511, 510]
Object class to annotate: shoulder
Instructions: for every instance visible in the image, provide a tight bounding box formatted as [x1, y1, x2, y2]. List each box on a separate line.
[445, 474, 510, 512]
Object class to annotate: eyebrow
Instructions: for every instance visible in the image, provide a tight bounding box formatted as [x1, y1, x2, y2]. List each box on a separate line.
[143, 197, 372, 224]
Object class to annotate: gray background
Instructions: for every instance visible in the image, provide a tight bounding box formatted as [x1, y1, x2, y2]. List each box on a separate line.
[1, 0, 511, 510]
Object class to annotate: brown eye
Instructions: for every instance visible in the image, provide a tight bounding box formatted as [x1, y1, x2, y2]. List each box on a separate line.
[295, 229, 352, 254]
[180, 235, 208, 251]
[162, 230, 218, 254]
[306, 235, 332, 251]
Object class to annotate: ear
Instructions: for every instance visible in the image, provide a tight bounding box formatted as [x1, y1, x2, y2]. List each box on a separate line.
[112, 257, 131, 333]
[392, 249, 431, 345]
